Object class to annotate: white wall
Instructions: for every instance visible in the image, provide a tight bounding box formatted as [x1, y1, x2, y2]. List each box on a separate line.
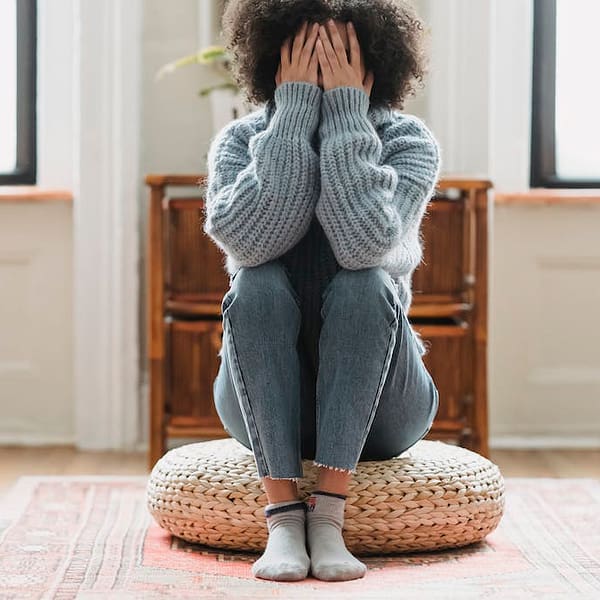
[0, 202, 73, 444]
[141, 0, 214, 176]
[418, 0, 493, 176]
[416, 0, 534, 189]
[491, 203, 600, 447]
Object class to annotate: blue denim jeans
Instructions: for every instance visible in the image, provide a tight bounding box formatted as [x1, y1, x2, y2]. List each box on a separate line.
[213, 259, 439, 481]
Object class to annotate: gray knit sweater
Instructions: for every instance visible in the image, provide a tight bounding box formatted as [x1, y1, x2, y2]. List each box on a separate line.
[203, 81, 441, 355]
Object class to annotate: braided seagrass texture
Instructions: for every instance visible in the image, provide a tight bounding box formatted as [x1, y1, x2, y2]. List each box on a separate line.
[146, 438, 505, 555]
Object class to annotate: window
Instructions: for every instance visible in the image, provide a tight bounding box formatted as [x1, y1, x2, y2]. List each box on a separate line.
[531, 0, 600, 188]
[0, 0, 36, 184]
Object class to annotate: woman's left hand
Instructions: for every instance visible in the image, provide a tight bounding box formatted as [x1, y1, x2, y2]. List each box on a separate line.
[316, 19, 374, 97]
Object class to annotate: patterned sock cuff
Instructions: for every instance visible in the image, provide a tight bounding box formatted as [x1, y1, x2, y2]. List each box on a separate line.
[264, 501, 307, 519]
[313, 489, 347, 500]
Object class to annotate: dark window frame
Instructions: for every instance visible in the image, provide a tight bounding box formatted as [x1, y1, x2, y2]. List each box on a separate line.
[531, 0, 600, 188]
[0, 0, 37, 185]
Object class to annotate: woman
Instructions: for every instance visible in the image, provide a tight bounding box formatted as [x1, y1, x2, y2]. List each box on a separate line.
[204, 0, 441, 583]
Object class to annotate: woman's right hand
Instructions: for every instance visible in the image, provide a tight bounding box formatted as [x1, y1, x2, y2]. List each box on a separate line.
[275, 20, 320, 88]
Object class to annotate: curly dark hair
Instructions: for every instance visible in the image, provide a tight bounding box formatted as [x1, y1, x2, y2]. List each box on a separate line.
[221, 0, 429, 110]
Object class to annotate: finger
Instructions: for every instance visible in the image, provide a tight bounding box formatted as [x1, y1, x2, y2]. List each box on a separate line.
[291, 20, 309, 65]
[280, 37, 291, 69]
[315, 37, 332, 76]
[318, 25, 340, 69]
[310, 50, 319, 68]
[347, 22, 360, 70]
[326, 19, 348, 66]
[301, 22, 320, 66]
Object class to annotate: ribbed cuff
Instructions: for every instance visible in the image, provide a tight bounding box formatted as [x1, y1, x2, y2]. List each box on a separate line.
[264, 500, 307, 518]
[319, 85, 372, 138]
[272, 80, 322, 137]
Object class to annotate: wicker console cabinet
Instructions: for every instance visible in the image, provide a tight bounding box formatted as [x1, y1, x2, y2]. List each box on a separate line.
[145, 174, 492, 469]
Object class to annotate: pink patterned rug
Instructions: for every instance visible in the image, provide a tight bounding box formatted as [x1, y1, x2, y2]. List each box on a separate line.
[0, 476, 599, 599]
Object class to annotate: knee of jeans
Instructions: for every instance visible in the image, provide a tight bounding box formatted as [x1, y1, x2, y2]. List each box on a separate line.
[323, 267, 400, 320]
[325, 266, 395, 298]
[222, 260, 298, 315]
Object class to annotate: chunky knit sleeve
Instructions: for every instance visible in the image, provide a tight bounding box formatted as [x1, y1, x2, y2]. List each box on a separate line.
[315, 85, 441, 270]
[203, 80, 322, 267]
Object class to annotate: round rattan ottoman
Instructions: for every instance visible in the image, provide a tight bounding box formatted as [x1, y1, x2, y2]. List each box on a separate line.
[146, 437, 505, 555]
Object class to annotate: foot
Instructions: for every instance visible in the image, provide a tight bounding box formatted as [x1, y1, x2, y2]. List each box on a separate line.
[305, 491, 367, 581]
[251, 500, 310, 581]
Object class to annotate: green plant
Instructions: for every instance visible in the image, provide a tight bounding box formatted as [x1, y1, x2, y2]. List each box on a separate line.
[155, 45, 239, 97]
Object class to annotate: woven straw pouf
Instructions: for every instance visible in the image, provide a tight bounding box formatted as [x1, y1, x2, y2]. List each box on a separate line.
[147, 437, 505, 555]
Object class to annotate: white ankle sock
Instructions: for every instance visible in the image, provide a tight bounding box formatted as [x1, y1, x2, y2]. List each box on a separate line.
[251, 499, 310, 581]
[305, 491, 367, 581]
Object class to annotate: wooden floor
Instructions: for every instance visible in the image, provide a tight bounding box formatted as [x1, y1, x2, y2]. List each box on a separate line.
[0, 446, 147, 497]
[1, 446, 599, 497]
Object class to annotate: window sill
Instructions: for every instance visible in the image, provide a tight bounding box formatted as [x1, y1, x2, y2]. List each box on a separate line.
[495, 189, 600, 206]
[0, 186, 73, 203]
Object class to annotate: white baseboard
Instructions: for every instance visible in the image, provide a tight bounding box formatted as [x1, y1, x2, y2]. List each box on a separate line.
[490, 435, 600, 449]
[0, 432, 76, 446]
[133, 440, 149, 453]
[133, 438, 211, 453]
